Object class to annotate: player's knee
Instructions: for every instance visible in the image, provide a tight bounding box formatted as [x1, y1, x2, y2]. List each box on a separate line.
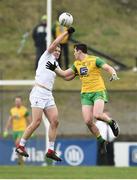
[86, 120, 94, 128]
[51, 119, 59, 128]
[94, 113, 102, 120]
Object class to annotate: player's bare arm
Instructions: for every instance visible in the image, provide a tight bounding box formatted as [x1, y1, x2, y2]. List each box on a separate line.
[46, 61, 75, 79]
[102, 64, 120, 81]
[47, 27, 75, 54]
[47, 31, 68, 54]
[55, 68, 74, 79]
[64, 73, 76, 81]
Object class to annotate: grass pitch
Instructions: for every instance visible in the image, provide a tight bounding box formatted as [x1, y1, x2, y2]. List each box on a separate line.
[0, 166, 137, 179]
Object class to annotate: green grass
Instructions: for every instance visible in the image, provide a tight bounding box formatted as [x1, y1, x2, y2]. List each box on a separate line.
[0, 166, 137, 179]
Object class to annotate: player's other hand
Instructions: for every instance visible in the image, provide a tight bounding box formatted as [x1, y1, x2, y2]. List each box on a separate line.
[67, 27, 75, 34]
[3, 131, 8, 138]
[110, 73, 120, 81]
[46, 61, 57, 71]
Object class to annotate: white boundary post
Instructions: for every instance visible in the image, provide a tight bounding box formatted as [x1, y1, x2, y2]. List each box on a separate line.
[42, 114, 50, 153]
[0, 80, 34, 86]
[47, 0, 52, 47]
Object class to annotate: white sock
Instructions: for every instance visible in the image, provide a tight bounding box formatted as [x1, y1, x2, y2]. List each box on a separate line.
[49, 141, 55, 151]
[20, 138, 27, 147]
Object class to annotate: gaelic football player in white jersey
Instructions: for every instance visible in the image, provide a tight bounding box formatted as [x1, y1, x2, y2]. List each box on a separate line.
[16, 27, 75, 161]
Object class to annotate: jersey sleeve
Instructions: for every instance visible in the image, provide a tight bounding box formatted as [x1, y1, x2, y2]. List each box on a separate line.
[24, 110, 30, 117]
[96, 57, 106, 68]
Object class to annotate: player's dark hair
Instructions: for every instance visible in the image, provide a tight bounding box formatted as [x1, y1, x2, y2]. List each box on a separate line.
[15, 96, 22, 100]
[74, 44, 87, 53]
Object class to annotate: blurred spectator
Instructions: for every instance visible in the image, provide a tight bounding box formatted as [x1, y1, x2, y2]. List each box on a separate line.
[52, 12, 70, 69]
[32, 15, 47, 70]
[96, 109, 115, 166]
[3, 96, 31, 165]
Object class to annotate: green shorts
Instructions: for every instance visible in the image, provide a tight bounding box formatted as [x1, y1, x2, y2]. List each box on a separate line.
[13, 131, 24, 140]
[81, 90, 108, 105]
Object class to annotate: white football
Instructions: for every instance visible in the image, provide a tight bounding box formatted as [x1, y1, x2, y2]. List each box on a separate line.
[59, 12, 73, 27]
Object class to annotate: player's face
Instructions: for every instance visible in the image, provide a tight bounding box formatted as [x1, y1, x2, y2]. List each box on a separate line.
[74, 48, 80, 60]
[53, 47, 61, 60]
[15, 98, 22, 108]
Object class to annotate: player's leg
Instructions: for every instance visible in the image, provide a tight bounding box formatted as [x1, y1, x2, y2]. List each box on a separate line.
[15, 132, 24, 165]
[22, 107, 43, 139]
[93, 99, 119, 137]
[16, 107, 43, 157]
[44, 106, 59, 149]
[13, 132, 24, 165]
[82, 105, 100, 136]
[93, 99, 107, 120]
[81, 93, 106, 142]
[44, 106, 62, 161]
[82, 105, 107, 155]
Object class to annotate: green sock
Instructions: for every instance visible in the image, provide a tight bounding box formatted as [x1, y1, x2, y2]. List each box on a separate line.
[97, 135, 105, 143]
[108, 119, 113, 125]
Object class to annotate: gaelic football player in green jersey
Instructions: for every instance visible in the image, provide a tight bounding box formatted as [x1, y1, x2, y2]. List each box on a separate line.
[46, 43, 120, 155]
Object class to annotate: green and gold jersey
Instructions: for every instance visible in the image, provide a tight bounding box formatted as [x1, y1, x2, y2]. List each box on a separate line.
[71, 55, 106, 93]
[10, 106, 29, 131]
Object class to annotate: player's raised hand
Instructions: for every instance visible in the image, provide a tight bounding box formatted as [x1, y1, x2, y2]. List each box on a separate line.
[110, 73, 120, 81]
[46, 61, 57, 71]
[67, 27, 75, 34]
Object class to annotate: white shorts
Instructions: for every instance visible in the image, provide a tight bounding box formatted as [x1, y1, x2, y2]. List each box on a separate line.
[29, 86, 55, 109]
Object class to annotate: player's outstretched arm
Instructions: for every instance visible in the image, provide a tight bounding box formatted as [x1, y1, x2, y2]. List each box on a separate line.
[46, 61, 74, 79]
[102, 64, 120, 81]
[64, 73, 76, 81]
[47, 27, 75, 54]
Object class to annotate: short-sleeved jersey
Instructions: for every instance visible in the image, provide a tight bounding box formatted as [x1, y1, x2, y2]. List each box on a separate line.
[10, 106, 29, 131]
[35, 50, 60, 90]
[71, 55, 106, 93]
